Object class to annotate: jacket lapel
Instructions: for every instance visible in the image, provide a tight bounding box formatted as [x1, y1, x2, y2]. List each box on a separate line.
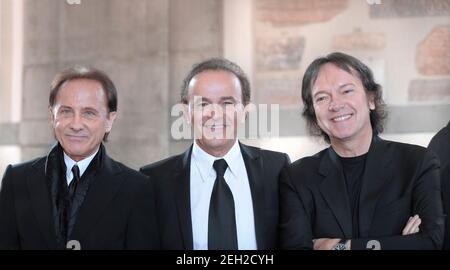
[358, 136, 394, 237]
[28, 159, 57, 249]
[318, 148, 353, 238]
[174, 146, 194, 249]
[240, 143, 266, 249]
[70, 151, 123, 242]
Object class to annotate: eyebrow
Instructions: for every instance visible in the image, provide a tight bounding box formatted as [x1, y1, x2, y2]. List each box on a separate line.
[312, 90, 328, 98]
[193, 97, 211, 103]
[313, 83, 356, 98]
[338, 83, 356, 89]
[193, 96, 237, 103]
[58, 105, 99, 113]
[81, 107, 100, 113]
[220, 96, 237, 101]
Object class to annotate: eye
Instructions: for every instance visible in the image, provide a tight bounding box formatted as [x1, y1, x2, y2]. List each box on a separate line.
[194, 102, 209, 108]
[83, 111, 97, 117]
[315, 95, 328, 103]
[343, 89, 354, 94]
[59, 108, 73, 116]
[193, 102, 209, 110]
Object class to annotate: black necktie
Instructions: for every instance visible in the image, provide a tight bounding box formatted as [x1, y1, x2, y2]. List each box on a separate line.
[208, 159, 238, 250]
[69, 165, 80, 199]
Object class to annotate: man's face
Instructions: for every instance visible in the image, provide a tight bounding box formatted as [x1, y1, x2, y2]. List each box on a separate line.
[311, 63, 375, 145]
[49, 79, 116, 161]
[186, 70, 246, 156]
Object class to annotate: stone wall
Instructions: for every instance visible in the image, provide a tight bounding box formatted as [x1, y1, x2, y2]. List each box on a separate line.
[2, 0, 449, 175]
[0, 0, 223, 176]
[20, 0, 171, 169]
[253, 0, 450, 108]
[168, 0, 223, 155]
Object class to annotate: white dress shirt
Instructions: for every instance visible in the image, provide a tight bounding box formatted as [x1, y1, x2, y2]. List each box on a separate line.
[190, 140, 257, 250]
[63, 148, 99, 185]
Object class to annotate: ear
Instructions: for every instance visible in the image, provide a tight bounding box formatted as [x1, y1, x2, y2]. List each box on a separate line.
[105, 111, 117, 133]
[367, 92, 376, 110]
[240, 103, 253, 124]
[49, 106, 55, 126]
[182, 103, 191, 125]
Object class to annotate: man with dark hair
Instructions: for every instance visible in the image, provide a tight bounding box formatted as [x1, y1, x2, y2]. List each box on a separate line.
[280, 52, 444, 250]
[428, 121, 450, 250]
[0, 66, 159, 250]
[140, 58, 290, 250]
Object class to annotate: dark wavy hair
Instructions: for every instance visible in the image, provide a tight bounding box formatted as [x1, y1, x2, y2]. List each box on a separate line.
[180, 58, 251, 105]
[49, 66, 117, 141]
[301, 52, 387, 143]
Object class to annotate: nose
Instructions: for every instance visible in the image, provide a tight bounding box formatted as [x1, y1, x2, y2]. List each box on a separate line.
[204, 103, 223, 119]
[328, 96, 345, 112]
[69, 112, 84, 131]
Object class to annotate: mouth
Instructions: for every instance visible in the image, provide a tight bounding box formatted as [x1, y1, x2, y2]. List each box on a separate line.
[65, 134, 88, 141]
[200, 123, 235, 140]
[331, 113, 353, 122]
[203, 124, 229, 129]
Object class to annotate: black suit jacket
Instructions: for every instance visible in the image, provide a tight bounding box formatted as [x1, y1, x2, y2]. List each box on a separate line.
[280, 136, 444, 250]
[428, 120, 450, 169]
[440, 164, 450, 250]
[428, 120, 450, 250]
[0, 148, 159, 250]
[140, 142, 290, 250]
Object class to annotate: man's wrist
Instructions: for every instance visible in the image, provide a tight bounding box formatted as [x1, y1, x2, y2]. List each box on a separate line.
[333, 239, 348, 250]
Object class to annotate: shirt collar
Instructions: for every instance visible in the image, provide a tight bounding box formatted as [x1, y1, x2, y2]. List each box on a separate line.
[192, 140, 242, 182]
[64, 147, 99, 181]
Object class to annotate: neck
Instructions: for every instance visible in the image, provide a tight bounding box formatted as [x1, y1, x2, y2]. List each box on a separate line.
[195, 139, 236, 157]
[64, 146, 100, 162]
[331, 128, 373, 157]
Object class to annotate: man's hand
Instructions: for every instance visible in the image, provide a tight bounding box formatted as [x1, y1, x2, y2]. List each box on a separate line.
[313, 238, 340, 250]
[402, 214, 421, 235]
[312, 215, 420, 250]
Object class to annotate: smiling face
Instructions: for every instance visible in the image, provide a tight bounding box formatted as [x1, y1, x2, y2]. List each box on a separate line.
[186, 70, 246, 157]
[49, 78, 116, 161]
[312, 63, 375, 148]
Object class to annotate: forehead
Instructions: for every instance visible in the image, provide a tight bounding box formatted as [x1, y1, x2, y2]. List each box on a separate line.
[312, 63, 361, 92]
[316, 63, 358, 83]
[56, 78, 106, 104]
[188, 70, 242, 99]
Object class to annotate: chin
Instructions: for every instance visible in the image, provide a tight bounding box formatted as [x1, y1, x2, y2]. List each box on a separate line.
[331, 133, 355, 142]
[331, 127, 355, 138]
[65, 141, 90, 152]
[202, 138, 233, 149]
[66, 148, 84, 156]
